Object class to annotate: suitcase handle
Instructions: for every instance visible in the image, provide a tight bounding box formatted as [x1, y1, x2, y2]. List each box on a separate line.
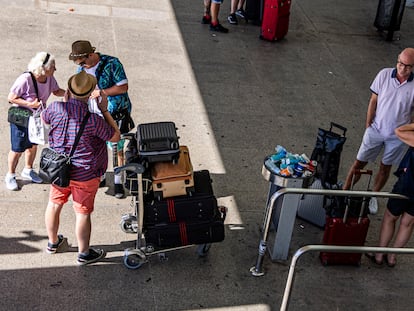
[354, 169, 373, 176]
[330, 122, 347, 137]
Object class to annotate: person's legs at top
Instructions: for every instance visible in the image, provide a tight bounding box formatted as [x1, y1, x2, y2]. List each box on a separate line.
[235, 0, 247, 21]
[210, 0, 229, 33]
[202, 0, 212, 24]
[228, 0, 239, 24]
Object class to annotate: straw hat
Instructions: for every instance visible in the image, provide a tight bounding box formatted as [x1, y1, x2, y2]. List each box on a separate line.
[67, 71, 97, 99]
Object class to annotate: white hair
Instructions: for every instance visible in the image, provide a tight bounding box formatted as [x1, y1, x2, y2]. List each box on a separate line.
[27, 52, 55, 76]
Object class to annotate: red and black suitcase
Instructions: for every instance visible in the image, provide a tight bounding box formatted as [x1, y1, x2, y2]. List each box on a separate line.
[144, 170, 217, 225]
[137, 121, 180, 164]
[260, 0, 291, 41]
[320, 170, 372, 266]
[144, 216, 225, 248]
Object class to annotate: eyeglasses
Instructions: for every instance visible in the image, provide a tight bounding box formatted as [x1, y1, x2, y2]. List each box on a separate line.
[397, 60, 414, 69]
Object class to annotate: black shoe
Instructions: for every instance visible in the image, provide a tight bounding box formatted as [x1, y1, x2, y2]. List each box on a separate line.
[46, 234, 65, 254]
[201, 15, 211, 24]
[235, 9, 247, 21]
[210, 23, 229, 33]
[227, 13, 238, 25]
[77, 248, 106, 265]
[114, 183, 125, 199]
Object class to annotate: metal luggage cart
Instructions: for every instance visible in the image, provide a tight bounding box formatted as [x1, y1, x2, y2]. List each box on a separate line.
[114, 134, 222, 269]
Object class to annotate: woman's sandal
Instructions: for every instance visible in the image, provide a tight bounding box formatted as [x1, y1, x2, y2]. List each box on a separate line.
[384, 255, 396, 268]
[364, 253, 383, 265]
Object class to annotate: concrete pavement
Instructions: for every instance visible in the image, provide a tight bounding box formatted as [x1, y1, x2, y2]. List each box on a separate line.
[1, 0, 414, 310]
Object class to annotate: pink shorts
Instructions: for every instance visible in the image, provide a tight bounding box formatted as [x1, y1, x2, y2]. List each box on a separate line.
[49, 177, 100, 215]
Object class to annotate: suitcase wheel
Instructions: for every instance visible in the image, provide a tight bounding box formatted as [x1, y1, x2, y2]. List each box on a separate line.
[123, 248, 147, 269]
[171, 141, 179, 150]
[197, 244, 211, 257]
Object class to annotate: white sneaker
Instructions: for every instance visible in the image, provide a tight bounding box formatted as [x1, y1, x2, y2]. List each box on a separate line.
[5, 174, 18, 191]
[369, 197, 378, 215]
[21, 169, 43, 184]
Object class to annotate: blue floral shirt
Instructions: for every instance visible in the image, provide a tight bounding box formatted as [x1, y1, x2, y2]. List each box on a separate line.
[79, 53, 132, 113]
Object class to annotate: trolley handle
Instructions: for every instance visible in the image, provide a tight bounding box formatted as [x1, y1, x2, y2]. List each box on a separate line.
[114, 163, 145, 175]
[330, 122, 347, 137]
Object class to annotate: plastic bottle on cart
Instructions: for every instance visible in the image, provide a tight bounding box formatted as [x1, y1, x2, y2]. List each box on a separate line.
[265, 158, 281, 175]
[280, 166, 294, 177]
[271, 145, 287, 162]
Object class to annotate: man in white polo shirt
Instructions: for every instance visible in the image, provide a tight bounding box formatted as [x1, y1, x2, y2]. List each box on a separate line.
[343, 48, 414, 211]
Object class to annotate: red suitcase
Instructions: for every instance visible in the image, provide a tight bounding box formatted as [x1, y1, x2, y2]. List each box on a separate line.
[260, 0, 291, 41]
[320, 170, 372, 266]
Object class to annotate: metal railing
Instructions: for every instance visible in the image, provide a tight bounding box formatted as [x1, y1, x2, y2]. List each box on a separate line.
[281, 245, 414, 311]
[250, 188, 407, 277]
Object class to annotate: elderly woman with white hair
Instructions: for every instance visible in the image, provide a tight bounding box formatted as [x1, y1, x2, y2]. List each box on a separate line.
[6, 52, 65, 191]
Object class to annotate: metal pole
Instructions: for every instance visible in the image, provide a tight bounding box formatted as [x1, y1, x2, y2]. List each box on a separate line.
[281, 245, 414, 311]
[250, 188, 407, 277]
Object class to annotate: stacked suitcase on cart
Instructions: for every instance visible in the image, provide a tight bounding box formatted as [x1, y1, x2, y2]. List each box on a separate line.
[134, 121, 225, 249]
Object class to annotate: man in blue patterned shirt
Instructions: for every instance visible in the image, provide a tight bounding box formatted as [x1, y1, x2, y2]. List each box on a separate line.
[69, 40, 134, 198]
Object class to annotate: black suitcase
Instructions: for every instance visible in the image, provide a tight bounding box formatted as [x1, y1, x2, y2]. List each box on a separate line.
[137, 121, 180, 163]
[245, 0, 264, 25]
[144, 170, 217, 225]
[145, 216, 225, 248]
[374, 0, 406, 41]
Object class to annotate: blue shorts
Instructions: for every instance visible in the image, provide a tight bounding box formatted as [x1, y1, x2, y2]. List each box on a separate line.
[356, 126, 406, 166]
[10, 123, 34, 152]
[212, 0, 223, 3]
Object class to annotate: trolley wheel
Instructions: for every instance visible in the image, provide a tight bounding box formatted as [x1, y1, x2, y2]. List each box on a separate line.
[120, 215, 137, 234]
[123, 248, 146, 270]
[197, 244, 211, 257]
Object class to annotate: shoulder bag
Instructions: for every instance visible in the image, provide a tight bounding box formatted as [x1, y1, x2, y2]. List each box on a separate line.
[7, 72, 37, 128]
[39, 112, 90, 187]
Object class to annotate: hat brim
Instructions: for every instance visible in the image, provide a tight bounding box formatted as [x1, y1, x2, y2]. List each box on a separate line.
[68, 73, 97, 99]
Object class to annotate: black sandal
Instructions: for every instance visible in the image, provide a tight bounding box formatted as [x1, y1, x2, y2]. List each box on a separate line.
[384, 255, 396, 268]
[365, 253, 383, 265]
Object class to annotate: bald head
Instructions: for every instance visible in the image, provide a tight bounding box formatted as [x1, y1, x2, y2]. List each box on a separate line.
[399, 48, 414, 64]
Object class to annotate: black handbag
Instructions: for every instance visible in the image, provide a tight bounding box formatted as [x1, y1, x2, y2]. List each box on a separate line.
[7, 72, 38, 128]
[39, 112, 90, 187]
[111, 108, 135, 134]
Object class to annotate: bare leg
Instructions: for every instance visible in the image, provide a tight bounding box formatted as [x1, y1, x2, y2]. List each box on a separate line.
[211, 2, 219, 24]
[237, 0, 246, 10]
[24, 145, 37, 169]
[343, 159, 367, 190]
[230, 0, 237, 13]
[204, 0, 211, 15]
[45, 201, 64, 244]
[75, 213, 92, 254]
[8, 150, 22, 174]
[388, 213, 414, 264]
[375, 208, 399, 262]
[373, 162, 392, 192]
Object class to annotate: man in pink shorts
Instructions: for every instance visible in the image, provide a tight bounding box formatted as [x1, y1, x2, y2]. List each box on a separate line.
[42, 71, 120, 265]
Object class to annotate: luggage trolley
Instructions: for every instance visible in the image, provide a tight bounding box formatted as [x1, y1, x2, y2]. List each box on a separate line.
[115, 134, 225, 269]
